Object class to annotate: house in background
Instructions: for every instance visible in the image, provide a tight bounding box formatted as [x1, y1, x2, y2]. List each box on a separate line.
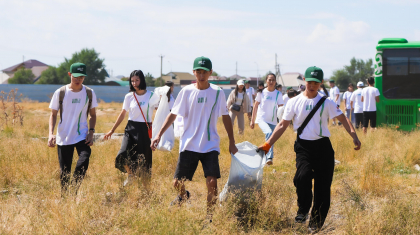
[278, 72, 305, 89]
[162, 72, 195, 86]
[1, 59, 49, 84]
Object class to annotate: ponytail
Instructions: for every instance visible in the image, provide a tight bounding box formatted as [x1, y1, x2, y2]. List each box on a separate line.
[164, 81, 174, 102]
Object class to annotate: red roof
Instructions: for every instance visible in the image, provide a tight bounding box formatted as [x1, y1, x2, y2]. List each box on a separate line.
[2, 59, 48, 72]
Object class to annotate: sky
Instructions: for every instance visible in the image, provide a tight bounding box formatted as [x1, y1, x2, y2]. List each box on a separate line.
[1, 0, 420, 79]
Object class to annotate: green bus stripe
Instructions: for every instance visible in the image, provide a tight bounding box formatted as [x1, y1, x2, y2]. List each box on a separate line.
[208, 89, 220, 141]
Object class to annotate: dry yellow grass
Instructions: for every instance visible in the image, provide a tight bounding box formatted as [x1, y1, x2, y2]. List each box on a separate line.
[1, 101, 420, 234]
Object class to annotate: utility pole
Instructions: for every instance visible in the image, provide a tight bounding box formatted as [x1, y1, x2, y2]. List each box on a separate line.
[159, 54, 165, 86]
[275, 53, 285, 87]
[254, 62, 259, 86]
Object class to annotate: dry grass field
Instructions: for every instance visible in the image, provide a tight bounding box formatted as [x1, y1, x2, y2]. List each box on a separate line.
[1, 101, 420, 234]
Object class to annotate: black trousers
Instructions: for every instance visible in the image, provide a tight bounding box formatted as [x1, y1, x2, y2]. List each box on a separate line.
[354, 113, 363, 129]
[293, 137, 335, 228]
[57, 140, 91, 193]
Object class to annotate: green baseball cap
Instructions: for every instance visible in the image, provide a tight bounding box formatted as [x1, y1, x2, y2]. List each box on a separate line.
[70, 62, 87, 77]
[193, 56, 212, 71]
[286, 86, 292, 90]
[304, 66, 323, 83]
[329, 79, 335, 83]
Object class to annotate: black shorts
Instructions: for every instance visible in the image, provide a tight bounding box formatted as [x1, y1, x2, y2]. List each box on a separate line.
[174, 150, 221, 181]
[363, 111, 377, 128]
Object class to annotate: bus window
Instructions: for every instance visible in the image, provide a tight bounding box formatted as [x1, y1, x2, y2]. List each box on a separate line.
[383, 49, 420, 99]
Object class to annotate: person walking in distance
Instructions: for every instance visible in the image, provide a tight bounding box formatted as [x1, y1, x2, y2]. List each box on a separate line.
[250, 73, 284, 165]
[350, 82, 364, 129]
[258, 81, 264, 90]
[361, 76, 380, 134]
[245, 80, 256, 122]
[342, 83, 355, 125]
[104, 70, 159, 188]
[150, 56, 238, 219]
[283, 86, 293, 106]
[328, 79, 340, 125]
[318, 84, 329, 97]
[48, 62, 98, 197]
[276, 84, 283, 93]
[227, 79, 251, 134]
[258, 66, 361, 232]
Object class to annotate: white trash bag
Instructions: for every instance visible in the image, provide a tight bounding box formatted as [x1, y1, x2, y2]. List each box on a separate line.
[219, 141, 266, 202]
[152, 86, 174, 151]
[174, 116, 184, 138]
[277, 106, 285, 121]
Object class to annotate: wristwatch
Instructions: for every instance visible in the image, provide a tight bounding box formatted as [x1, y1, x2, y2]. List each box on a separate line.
[89, 128, 95, 133]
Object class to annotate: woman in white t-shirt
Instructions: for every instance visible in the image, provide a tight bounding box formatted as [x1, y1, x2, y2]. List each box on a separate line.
[227, 79, 251, 134]
[258, 66, 361, 232]
[104, 70, 160, 187]
[250, 73, 284, 165]
[342, 83, 355, 125]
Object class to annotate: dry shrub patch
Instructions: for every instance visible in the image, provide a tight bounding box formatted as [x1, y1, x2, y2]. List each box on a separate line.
[1, 101, 420, 234]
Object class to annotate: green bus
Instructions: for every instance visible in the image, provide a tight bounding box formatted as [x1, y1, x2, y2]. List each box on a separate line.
[374, 38, 420, 131]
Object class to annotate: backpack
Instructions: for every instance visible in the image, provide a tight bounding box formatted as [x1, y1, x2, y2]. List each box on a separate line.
[58, 85, 93, 124]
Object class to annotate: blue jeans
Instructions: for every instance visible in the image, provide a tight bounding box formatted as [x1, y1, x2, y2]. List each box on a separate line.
[346, 109, 355, 124]
[258, 121, 276, 160]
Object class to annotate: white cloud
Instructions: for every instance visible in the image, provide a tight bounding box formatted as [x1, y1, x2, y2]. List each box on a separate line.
[307, 20, 370, 43]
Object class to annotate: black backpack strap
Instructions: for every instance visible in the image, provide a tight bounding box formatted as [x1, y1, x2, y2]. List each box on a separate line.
[58, 85, 66, 124]
[297, 96, 327, 137]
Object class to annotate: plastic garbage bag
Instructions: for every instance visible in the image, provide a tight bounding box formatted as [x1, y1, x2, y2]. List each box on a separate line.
[219, 141, 266, 202]
[152, 86, 174, 151]
[174, 116, 184, 138]
[277, 106, 284, 120]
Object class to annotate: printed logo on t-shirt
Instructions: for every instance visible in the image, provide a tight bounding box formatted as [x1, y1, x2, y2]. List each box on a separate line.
[265, 95, 273, 100]
[198, 97, 207, 103]
[306, 105, 313, 110]
[72, 98, 81, 104]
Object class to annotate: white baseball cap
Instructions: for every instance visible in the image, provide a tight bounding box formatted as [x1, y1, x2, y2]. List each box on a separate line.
[237, 79, 244, 86]
[357, 81, 364, 87]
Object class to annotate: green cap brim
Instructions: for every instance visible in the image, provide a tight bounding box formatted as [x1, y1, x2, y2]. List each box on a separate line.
[72, 73, 87, 77]
[305, 77, 322, 83]
[193, 66, 210, 71]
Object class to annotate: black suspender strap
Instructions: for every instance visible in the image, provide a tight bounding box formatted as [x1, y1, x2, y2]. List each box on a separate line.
[297, 96, 327, 138]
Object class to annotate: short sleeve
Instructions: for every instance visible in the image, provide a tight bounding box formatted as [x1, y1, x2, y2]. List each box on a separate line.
[49, 89, 60, 111]
[350, 93, 355, 101]
[277, 91, 284, 105]
[149, 92, 160, 107]
[325, 99, 343, 119]
[375, 88, 380, 96]
[218, 90, 229, 117]
[171, 88, 187, 117]
[90, 90, 98, 109]
[255, 92, 262, 102]
[252, 87, 256, 95]
[282, 100, 295, 121]
[123, 94, 130, 111]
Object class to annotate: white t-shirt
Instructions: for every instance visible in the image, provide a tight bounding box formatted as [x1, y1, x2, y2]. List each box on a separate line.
[283, 93, 290, 106]
[246, 87, 255, 107]
[49, 85, 98, 146]
[362, 87, 380, 112]
[283, 93, 343, 140]
[123, 91, 160, 122]
[329, 86, 340, 106]
[234, 92, 244, 105]
[342, 91, 353, 110]
[255, 88, 284, 125]
[318, 90, 326, 96]
[350, 88, 363, 113]
[171, 84, 228, 153]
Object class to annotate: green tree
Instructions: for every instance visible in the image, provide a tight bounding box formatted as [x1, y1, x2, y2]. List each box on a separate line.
[37, 48, 107, 85]
[121, 77, 129, 81]
[36, 66, 66, 84]
[8, 68, 35, 84]
[211, 71, 219, 76]
[154, 77, 164, 87]
[330, 57, 374, 91]
[145, 73, 154, 87]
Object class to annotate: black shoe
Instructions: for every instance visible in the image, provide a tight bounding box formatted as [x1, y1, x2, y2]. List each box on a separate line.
[294, 213, 308, 223]
[170, 190, 190, 206]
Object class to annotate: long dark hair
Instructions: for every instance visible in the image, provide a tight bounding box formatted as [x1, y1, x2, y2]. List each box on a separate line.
[348, 83, 354, 91]
[234, 84, 246, 102]
[258, 73, 276, 93]
[129, 70, 146, 92]
[320, 83, 329, 97]
[165, 81, 174, 102]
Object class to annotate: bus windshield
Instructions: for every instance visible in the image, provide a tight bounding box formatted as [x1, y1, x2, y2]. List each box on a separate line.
[383, 48, 420, 99]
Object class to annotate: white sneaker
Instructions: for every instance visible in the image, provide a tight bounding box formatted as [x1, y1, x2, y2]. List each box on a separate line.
[124, 174, 135, 187]
[266, 159, 273, 165]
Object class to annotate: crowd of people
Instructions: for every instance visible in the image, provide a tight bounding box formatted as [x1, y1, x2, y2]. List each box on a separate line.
[47, 57, 384, 233]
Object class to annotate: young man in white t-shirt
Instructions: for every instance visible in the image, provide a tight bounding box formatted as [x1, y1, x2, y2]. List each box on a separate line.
[151, 56, 238, 215]
[361, 76, 380, 134]
[48, 63, 98, 196]
[283, 86, 293, 106]
[329, 79, 340, 125]
[259, 66, 361, 232]
[245, 80, 256, 121]
[350, 82, 364, 129]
